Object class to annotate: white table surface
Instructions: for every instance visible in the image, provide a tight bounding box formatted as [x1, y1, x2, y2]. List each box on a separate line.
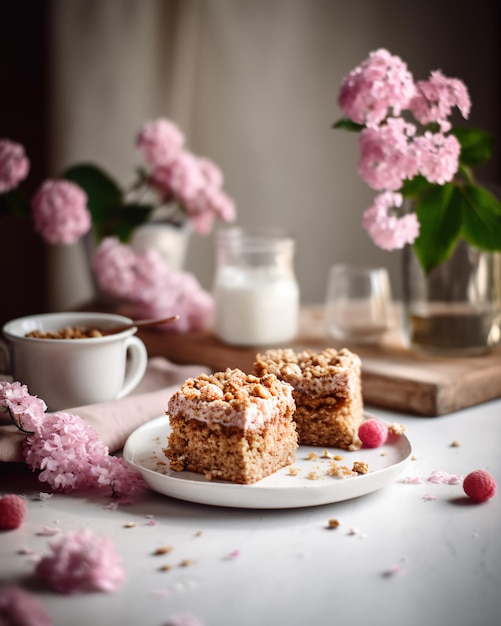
[1, 398, 500, 626]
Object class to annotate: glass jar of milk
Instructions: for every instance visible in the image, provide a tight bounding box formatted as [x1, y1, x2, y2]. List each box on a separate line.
[213, 227, 300, 346]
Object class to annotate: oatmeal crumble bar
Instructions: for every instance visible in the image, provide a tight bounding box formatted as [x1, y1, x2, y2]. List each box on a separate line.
[165, 368, 297, 484]
[254, 348, 363, 450]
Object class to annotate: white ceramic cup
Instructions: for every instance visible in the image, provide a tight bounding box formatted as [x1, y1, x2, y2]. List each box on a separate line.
[325, 264, 393, 343]
[0, 312, 148, 411]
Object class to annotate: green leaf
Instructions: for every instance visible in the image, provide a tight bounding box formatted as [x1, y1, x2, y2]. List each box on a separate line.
[413, 184, 462, 273]
[450, 127, 493, 167]
[62, 164, 154, 243]
[400, 175, 436, 199]
[332, 118, 365, 132]
[458, 184, 501, 251]
[62, 163, 123, 225]
[98, 203, 155, 243]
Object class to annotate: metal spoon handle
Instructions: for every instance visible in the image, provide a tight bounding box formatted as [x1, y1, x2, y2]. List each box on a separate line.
[102, 315, 180, 336]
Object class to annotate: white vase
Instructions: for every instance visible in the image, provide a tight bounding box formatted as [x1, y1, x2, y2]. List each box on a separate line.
[129, 222, 191, 270]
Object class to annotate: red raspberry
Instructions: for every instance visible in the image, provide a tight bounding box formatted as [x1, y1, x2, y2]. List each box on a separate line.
[358, 419, 389, 448]
[0, 494, 27, 530]
[463, 470, 496, 503]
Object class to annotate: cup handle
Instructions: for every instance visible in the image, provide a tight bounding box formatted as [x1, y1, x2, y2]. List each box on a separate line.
[117, 336, 148, 399]
[0, 339, 11, 376]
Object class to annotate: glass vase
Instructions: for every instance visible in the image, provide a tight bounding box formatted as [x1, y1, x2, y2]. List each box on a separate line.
[402, 240, 501, 356]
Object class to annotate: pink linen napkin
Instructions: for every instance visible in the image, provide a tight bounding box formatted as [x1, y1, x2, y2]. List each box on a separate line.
[0, 357, 210, 463]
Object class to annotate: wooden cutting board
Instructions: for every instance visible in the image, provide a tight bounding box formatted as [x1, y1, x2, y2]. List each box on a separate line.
[137, 306, 501, 417]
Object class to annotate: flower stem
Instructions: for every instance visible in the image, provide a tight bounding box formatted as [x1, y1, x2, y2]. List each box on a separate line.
[458, 164, 475, 185]
[6, 407, 34, 434]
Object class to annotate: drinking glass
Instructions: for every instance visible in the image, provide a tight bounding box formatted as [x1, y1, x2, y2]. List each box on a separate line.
[325, 264, 393, 343]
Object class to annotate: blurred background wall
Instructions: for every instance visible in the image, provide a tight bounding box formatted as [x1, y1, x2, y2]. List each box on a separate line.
[1, 0, 500, 326]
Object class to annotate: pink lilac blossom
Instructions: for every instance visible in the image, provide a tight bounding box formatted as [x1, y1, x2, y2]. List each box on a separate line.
[357, 118, 419, 191]
[136, 118, 185, 167]
[149, 151, 206, 205]
[139, 118, 236, 234]
[37, 527, 61, 537]
[0, 139, 30, 193]
[0, 380, 145, 498]
[363, 191, 420, 250]
[35, 529, 126, 594]
[402, 476, 424, 484]
[151, 150, 236, 235]
[409, 70, 471, 129]
[414, 132, 461, 185]
[224, 549, 241, 560]
[197, 157, 224, 188]
[31, 179, 91, 244]
[89, 237, 139, 298]
[92, 237, 214, 332]
[338, 48, 415, 127]
[382, 563, 406, 577]
[0, 585, 53, 626]
[184, 186, 236, 235]
[426, 470, 463, 485]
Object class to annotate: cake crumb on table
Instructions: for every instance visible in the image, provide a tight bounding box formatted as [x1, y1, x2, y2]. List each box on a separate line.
[389, 422, 406, 435]
[352, 461, 369, 474]
[153, 546, 174, 556]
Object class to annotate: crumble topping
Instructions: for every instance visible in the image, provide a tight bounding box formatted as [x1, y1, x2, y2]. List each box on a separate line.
[167, 368, 295, 430]
[254, 347, 361, 397]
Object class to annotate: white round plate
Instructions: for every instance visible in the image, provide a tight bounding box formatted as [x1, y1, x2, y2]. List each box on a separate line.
[123, 414, 412, 509]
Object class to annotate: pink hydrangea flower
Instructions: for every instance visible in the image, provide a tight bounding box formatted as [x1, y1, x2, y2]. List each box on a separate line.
[338, 48, 415, 127]
[90, 237, 139, 297]
[0, 139, 30, 193]
[184, 187, 236, 235]
[0, 380, 145, 497]
[0, 379, 48, 437]
[150, 151, 206, 205]
[137, 118, 185, 167]
[197, 157, 224, 188]
[426, 470, 463, 485]
[137, 119, 235, 234]
[31, 179, 91, 244]
[363, 191, 420, 250]
[414, 132, 461, 185]
[0, 585, 52, 626]
[92, 238, 214, 332]
[357, 117, 419, 190]
[35, 529, 126, 594]
[23, 411, 144, 496]
[409, 70, 471, 129]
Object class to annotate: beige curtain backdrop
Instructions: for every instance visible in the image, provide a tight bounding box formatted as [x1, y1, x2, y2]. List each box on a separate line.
[46, 0, 501, 311]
